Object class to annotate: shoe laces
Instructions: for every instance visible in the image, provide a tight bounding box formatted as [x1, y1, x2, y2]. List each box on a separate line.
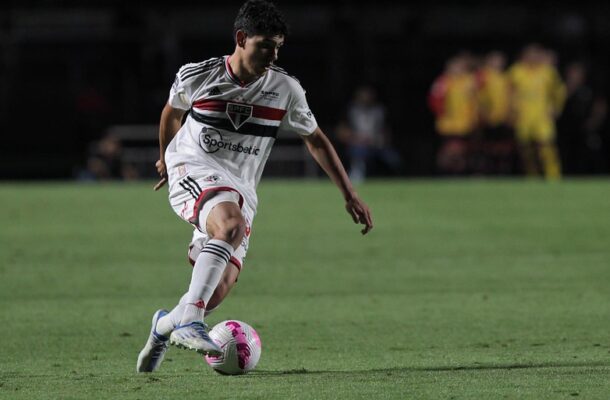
[191, 322, 211, 338]
[150, 339, 168, 362]
[151, 333, 168, 350]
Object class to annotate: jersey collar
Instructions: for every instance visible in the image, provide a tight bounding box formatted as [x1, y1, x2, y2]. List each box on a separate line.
[224, 56, 266, 88]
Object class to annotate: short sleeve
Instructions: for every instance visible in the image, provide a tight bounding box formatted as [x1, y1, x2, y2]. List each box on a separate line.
[279, 83, 317, 136]
[168, 65, 195, 110]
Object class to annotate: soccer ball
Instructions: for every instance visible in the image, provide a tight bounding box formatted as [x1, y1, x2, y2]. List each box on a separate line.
[205, 320, 262, 375]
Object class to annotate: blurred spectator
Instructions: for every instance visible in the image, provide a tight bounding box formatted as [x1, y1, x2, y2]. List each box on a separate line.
[336, 85, 402, 182]
[557, 62, 608, 174]
[477, 51, 514, 174]
[428, 53, 478, 175]
[507, 44, 566, 179]
[76, 134, 139, 181]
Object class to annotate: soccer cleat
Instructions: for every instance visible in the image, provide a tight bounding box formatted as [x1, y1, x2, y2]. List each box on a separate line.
[136, 309, 170, 373]
[169, 321, 222, 356]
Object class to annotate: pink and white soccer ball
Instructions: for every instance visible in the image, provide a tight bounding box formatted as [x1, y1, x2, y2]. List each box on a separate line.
[205, 320, 262, 375]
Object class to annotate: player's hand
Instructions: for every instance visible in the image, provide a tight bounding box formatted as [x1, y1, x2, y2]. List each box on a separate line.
[153, 159, 168, 191]
[345, 195, 373, 235]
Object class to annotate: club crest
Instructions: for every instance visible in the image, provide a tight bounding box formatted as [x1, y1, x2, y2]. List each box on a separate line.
[226, 103, 253, 130]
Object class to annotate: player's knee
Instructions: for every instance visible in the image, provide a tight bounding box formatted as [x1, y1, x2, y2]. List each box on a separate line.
[216, 216, 246, 248]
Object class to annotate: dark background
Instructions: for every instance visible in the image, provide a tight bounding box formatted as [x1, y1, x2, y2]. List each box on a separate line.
[1, 1, 609, 179]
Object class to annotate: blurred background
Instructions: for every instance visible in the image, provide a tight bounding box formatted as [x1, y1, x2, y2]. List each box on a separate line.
[1, 1, 609, 181]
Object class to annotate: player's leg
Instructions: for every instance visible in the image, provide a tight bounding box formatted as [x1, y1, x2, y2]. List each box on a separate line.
[179, 197, 244, 323]
[155, 221, 246, 333]
[155, 260, 239, 334]
[348, 145, 368, 183]
[437, 137, 467, 175]
[137, 179, 247, 367]
[206, 261, 240, 316]
[535, 120, 561, 180]
[515, 120, 539, 176]
[170, 192, 246, 354]
[538, 142, 561, 179]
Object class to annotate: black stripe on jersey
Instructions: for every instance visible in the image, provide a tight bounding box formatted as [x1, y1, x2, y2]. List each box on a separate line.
[181, 60, 223, 81]
[182, 60, 223, 80]
[180, 58, 222, 76]
[179, 181, 198, 200]
[269, 65, 300, 84]
[189, 110, 279, 138]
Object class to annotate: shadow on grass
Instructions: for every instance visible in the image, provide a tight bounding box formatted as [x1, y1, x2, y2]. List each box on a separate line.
[250, 360, 610, 377]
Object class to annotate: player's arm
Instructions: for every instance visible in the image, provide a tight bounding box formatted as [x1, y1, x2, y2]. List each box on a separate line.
[154, 103, 186, 190]
[302, 127, 373, 234]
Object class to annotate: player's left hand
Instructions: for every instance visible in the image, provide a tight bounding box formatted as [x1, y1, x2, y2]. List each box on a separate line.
[345, 195, 373, 235]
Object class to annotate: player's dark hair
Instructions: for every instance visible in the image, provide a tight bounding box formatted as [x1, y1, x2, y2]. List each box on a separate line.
[233, 0, 289, 40]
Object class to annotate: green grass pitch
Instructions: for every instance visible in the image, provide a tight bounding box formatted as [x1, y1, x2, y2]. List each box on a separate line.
[1, 179, 610, 399]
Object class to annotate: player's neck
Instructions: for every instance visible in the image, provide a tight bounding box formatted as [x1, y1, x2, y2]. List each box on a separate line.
[228, 53, 260, 85]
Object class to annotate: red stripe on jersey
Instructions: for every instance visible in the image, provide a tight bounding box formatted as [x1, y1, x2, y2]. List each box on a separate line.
[193, 98, 286, 121]
[192, 100, 226, 113]
[253, 104, 286, 121]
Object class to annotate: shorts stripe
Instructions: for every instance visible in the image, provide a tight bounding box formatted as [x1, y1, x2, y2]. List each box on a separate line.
[186, 176, 202, 193]
[181, 178, 201, 197]
[188, 186, 244, 227]
[179, 181, 198, 200]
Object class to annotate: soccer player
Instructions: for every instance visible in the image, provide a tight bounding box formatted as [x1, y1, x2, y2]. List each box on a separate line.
[428, 53, 479, 174]
[477, 51, 513, 174]
[136, 0, 373, 373]
[507, 44, 566, 179]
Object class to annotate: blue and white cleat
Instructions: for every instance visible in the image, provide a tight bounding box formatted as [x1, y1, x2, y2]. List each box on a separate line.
[169, 321, 222, 356]
[136, 309, 169, 373]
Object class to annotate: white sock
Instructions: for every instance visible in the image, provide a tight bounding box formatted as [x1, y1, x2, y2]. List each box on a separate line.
[180, 239, 234, 325]
[155, 293, 188, 337]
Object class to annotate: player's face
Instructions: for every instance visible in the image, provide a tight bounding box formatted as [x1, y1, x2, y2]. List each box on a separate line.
[244, 34, 284, 75]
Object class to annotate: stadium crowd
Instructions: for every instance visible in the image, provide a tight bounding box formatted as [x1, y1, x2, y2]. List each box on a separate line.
[428, 44, 607, 179]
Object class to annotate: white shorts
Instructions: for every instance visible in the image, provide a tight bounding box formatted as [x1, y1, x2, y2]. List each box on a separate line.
[169, 172, 255, 271]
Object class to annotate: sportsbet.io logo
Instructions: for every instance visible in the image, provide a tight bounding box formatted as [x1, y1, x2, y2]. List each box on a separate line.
[199, 127, 260, 156]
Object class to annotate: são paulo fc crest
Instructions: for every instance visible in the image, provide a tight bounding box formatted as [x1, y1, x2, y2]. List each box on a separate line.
[226, 103, 253, 130]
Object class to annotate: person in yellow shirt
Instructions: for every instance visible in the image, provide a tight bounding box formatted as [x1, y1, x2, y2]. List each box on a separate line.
[507, 44, 566, 179]
[428, 54, 478, 174]
[477, 51, 513, 173]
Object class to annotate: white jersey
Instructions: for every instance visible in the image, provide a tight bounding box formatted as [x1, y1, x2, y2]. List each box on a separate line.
[165, 56, 317, 210]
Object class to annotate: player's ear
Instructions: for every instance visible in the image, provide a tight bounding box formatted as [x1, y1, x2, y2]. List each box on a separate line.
[235, 30, 247, 48]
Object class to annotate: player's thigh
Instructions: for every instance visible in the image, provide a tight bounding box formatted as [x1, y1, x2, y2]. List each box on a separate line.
[206, 200, 247, 245]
